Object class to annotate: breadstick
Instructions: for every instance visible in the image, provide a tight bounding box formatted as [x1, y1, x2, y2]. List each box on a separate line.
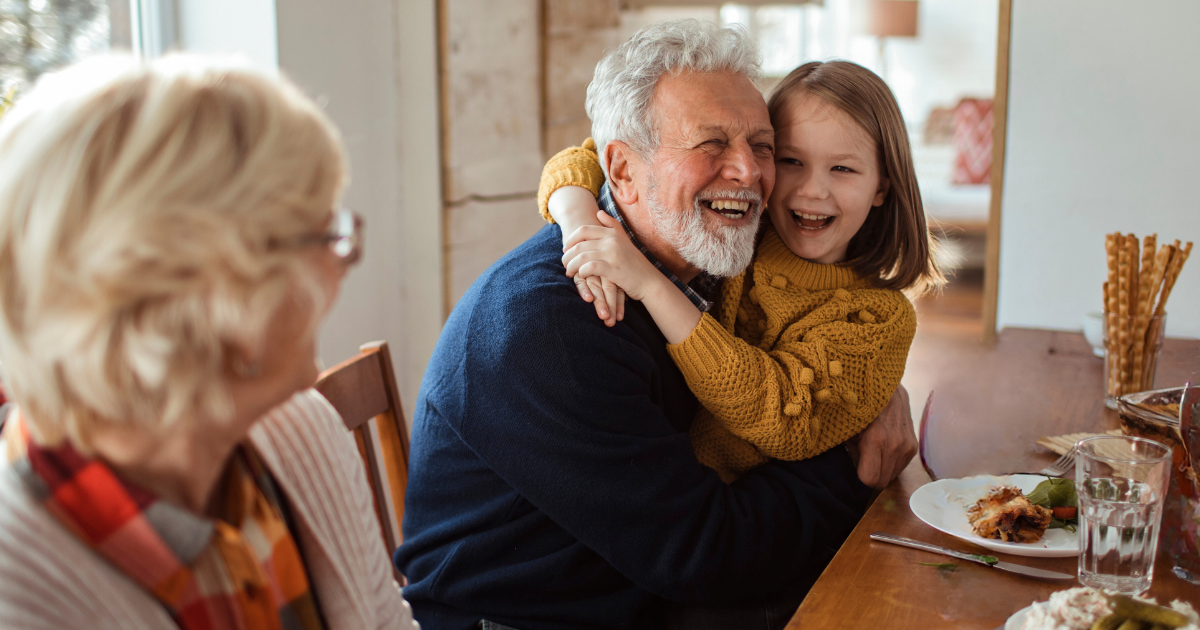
[1103, 233, 1121, 395]
[1130, 234, 1157, 390]
[1116, 240, 1132, 395]
[1139, 244, 1174, 386]
[1126, 234, 1140, 319]
[1154, 240, 1192, 318]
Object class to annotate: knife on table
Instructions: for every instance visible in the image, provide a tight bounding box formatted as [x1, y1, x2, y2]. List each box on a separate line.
[870, 532, 1075, 580]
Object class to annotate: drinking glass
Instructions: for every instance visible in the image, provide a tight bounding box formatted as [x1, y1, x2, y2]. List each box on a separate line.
[1076, 435, 1172, 594]
[1166, 374, 1200, 584]
[1102, 313, 1166, 399]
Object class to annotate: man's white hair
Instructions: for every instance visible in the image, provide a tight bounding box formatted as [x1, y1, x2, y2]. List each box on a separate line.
[586, 19, 761, 171]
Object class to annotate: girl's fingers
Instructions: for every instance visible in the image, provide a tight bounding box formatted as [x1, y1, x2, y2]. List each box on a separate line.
[586, 276, 610, 320]
[561, 238, 609, 268]
[601, 278, 620, 325]
[562, 225, 612, 251]
[564, 250, 601, 278]
[615, 289, 625, 321]
[573, 275, 594, 302]
[596, 211, 620, 228]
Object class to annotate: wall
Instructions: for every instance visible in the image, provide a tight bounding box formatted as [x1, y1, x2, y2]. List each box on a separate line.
[275, 1, 444, 423]
[998, 0, 1199, 339]
[442, 0, 546, 307]
[178, 1, 444, 423]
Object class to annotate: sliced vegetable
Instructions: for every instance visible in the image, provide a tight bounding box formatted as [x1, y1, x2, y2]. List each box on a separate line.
[1052, 506, 1078, 519]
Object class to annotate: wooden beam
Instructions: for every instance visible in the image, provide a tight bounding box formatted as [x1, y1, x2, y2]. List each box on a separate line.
[982, 0, 1013, 345]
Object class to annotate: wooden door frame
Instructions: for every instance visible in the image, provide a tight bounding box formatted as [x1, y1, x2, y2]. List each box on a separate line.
[982, 0, 1013, 344]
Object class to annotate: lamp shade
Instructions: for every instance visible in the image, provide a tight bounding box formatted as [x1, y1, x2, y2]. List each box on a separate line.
[865, 0, 918, 38]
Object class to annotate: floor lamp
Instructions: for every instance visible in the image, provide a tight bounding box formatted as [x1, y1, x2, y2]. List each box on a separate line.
[865, 0, 919, 84]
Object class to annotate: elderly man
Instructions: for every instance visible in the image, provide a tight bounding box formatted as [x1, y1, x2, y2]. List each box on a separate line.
[396, 20, 915, 630]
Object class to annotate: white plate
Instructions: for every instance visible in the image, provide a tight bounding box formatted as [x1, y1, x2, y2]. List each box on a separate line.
[1005, 605, 1032, 630]
[909, 474, 1080, 558]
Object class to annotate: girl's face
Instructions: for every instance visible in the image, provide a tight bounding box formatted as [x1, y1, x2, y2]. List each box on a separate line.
[767, 93, 889, 265]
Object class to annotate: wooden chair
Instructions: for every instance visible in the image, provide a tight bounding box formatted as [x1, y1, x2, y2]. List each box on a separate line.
[314, 341, 410, 559]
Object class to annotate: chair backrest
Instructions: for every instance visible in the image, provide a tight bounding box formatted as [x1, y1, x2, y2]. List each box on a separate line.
[314, 341, 410, 558]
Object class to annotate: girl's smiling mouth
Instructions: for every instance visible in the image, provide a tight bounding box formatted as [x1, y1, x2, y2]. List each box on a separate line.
[792, 210, 835, 230]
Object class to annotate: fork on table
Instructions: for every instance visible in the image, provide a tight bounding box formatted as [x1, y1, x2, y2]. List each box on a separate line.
[1028, 446, 1076, 477]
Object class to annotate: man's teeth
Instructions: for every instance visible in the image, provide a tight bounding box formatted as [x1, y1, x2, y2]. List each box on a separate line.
[708, 200, 750, 217]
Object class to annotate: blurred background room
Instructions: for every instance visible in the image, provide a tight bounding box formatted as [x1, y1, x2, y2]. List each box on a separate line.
[0, 0, 1195, 425]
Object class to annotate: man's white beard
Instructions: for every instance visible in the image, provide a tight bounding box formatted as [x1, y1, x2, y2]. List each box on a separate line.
[646, 180, 761, 278]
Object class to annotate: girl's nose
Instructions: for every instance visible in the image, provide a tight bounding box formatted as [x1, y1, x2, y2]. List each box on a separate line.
[795, 169, 829, 200]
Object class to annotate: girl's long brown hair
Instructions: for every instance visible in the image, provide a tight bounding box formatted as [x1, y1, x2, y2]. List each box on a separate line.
[767, 60, 945, 296]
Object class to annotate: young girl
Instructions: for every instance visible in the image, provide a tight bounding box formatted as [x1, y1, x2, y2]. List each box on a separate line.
[541, 60, 944, 482]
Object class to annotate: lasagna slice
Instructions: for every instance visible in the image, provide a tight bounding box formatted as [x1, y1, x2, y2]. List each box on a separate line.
[966, 485, 1053, 543]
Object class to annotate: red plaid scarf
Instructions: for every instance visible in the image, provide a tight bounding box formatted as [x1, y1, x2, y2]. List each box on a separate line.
[4, 412, 326, 630]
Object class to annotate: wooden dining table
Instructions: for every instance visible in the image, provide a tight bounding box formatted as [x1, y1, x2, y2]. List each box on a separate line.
[788, 327, 1200, 629]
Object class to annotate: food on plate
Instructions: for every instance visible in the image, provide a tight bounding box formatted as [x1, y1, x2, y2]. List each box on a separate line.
[1024, 477, 1079, 531]
[1017, 588, 1199, 630]
[967, 485, 1052, 543]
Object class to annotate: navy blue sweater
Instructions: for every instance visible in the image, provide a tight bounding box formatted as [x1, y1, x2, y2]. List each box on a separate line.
[395, 224, 871, 630]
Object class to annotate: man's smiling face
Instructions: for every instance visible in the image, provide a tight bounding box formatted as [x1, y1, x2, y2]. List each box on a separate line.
[618, 70, 776, 280]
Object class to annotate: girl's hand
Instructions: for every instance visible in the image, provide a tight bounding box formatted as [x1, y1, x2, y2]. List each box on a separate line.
[549, 186, 621, 324]
[562, 212, 664, 303]
[574, 275, 625, 327]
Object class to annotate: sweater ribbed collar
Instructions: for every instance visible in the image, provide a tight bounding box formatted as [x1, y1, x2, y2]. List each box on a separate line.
[754, 223, 865, 291]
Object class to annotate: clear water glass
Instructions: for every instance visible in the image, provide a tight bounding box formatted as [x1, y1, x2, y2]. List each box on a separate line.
[1076, 435, 1172, 595]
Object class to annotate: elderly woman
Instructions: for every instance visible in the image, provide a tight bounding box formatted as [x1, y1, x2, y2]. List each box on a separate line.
[0, 56, 418, 629]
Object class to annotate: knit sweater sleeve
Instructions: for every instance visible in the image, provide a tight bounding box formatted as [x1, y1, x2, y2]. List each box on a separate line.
[670, 287, 917, 478]
[536, 137, 606, 223]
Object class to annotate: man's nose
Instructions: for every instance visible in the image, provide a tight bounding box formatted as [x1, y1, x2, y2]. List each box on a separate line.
[721, 141, 762, 188]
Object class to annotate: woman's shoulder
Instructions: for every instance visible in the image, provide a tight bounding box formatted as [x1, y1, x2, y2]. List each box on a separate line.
[0, 456, 173, 628]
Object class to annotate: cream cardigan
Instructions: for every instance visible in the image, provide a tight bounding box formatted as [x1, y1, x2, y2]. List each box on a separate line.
[0, 389, 419, 630]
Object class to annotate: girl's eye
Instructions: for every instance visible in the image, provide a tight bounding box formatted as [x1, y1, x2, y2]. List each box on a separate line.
[779, 157, 801, 166]
[832, 165, 856, 173]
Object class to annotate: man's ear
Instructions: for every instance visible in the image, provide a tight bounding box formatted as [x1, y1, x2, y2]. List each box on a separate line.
[872, 177, 890, 207]
[605, 141, 641, 206]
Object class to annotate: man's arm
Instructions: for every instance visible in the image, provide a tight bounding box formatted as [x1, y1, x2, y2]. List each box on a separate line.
[845, 385, 918, 489]
[450, 285, 871, 605]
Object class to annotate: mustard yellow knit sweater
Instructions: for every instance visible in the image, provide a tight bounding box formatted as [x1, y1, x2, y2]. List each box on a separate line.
[539, 141, 917, 481]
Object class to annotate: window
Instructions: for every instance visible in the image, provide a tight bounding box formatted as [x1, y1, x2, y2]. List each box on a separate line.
[0, 0, 129, 94]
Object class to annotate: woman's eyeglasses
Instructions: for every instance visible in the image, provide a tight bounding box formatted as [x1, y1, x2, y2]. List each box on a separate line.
[285, 208, 364, 264]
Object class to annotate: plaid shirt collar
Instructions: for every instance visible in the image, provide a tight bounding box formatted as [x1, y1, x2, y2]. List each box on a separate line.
[598, 183, 716, 313]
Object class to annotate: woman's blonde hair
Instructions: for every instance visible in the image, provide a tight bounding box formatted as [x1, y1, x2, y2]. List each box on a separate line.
[0, 55, 347, 450]
[767, 60, 945, 296]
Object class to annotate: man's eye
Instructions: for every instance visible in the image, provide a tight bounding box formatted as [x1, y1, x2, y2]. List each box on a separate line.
[753, 144, 775, 156]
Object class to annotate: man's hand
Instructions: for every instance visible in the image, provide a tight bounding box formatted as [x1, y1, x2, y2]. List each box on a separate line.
[845, 385, 917, 489]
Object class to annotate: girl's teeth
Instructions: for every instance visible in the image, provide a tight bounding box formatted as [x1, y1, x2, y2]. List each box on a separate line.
[793, 212, 834, 230]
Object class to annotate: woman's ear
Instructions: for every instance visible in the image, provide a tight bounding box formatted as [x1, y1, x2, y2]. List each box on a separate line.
[605, 141, 640, 206]
[872, 177, 891, 207]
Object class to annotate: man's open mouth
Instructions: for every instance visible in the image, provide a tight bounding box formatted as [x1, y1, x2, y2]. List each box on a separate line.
[793, 211, 835, 230]
[701, 199, 751, 220]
